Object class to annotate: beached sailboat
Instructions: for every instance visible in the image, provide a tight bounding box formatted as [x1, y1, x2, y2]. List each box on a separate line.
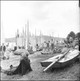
[1, 55, 21, 71]
[40, 49, 79, 71]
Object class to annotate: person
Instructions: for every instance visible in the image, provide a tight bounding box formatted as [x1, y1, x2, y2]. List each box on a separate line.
[3, 49, 11, 60]
[77, 38, 80, 51]
[7, 51, 32, 75]
[1, 43, 6, 57]
[36, 44, 39, 51]
[51, 39, 54, 52]
[43, 41, 47, 52]
[46, 41, 50, 52]
[78, 39, 80, 58]
[13, 46, 17, 51]
[0, 46, 2, 51]
[2, 43, 6, 52]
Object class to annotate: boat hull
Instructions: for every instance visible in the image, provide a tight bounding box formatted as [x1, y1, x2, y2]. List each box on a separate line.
[40, 50, 79, 69]
[41, 51, 52, 54]
[1, 55, 20, 71]
[41, 55, 78, 68]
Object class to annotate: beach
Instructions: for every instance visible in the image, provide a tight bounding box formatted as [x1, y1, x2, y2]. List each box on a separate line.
[1, 51, 80, 80]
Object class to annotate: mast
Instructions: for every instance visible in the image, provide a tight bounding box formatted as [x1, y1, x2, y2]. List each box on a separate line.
[25, 24, 26, 49]
[27, 20, 29, 49]
[35, 28, 37, 45]
[16, 29, 19, 48]
[22, 28, 25, 47]
[40, 30, 42, 44]
[1, 22, 5, 45]
[15, 32, 17, 46]
[1, 22, 4, 55]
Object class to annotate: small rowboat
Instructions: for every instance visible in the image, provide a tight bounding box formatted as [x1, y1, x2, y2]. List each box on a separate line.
[14, 49, 29, 55]
[40, 49, 79, 69]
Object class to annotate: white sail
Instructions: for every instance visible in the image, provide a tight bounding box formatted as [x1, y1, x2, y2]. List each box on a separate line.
[1, 22, 5, 45]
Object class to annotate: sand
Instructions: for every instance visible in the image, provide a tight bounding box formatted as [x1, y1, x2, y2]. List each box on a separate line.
[1, 51, 80, 80]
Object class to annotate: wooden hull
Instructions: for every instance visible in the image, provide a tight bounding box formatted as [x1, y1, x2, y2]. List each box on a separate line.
[40, 50, 79, 69]
[36, 48, 42, 51]
[41, 55, 78, 68]
[14, 49, 30, 55]
[1, 55, 20, 71]
[41, 51, 52, 54]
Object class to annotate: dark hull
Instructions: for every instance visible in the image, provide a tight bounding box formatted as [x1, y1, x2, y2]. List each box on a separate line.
[40, 54, 79, 69]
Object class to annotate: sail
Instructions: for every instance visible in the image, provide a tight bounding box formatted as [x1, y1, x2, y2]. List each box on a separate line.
[1, 23, 5, 45]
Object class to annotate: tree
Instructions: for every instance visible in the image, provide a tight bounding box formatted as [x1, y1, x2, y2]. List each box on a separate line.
[75, 32, 80, 46]
[66, 31, 76, 43]
[64, 39, 68, 44]
[75, 32, 80, 40]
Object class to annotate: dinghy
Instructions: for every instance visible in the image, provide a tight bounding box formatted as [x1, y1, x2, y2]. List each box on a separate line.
[41, 49, 79, 70]
[14, 49, 29, 55]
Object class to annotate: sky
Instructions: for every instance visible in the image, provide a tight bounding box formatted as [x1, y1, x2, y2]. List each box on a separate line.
[1, 1, 79, 43]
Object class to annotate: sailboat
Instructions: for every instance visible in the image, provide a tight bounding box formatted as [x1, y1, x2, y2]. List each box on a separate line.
[0, 20, 30, 72]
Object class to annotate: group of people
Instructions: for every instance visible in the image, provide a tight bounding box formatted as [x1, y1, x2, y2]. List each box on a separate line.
[41, 39, 55, 52]
[0, 43, 6, 52]
[0, 43, 17, 53]
[0, 37, 80, 76]
[0, 43, 17, 59]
